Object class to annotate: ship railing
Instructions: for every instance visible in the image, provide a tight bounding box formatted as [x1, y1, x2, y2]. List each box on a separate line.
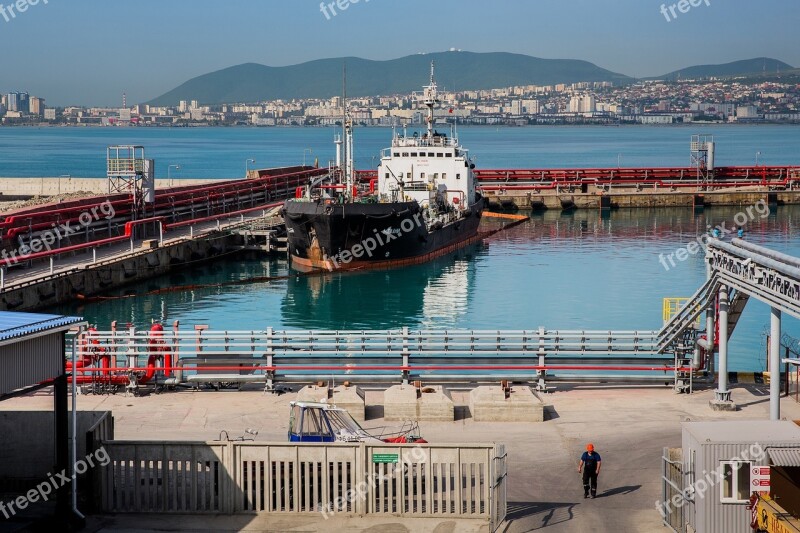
[391, 135, 459, 149]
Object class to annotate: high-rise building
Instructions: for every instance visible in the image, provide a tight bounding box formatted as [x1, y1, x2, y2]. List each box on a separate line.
[6, 93, 19, 112]
[29, 97, 44, 116]
[522, 99, 539, 115]
[17, 92, 29, 114]
[179, 100, 188, 112]
[44, 108, 56, 121]
[569, 94, 596, 114]
[190, 100, 199, 110]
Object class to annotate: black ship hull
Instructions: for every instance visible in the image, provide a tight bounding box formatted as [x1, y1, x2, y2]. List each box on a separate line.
[283, 197, 486, 271]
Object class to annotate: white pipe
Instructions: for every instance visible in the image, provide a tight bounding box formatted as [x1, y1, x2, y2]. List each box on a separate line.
[716, 285, 730, 399]
[71, 330, 85, 520]
[692, 347, 702, 370]
[771, 307, 782, 421]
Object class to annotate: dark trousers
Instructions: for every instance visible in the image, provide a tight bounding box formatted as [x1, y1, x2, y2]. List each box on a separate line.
[583, 470, 598, 496]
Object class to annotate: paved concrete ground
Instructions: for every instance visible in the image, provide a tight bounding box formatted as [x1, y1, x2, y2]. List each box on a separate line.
[3, 382, 799, 532]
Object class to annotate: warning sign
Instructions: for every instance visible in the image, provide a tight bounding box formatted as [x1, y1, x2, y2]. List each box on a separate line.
[752, 466, 770, 492]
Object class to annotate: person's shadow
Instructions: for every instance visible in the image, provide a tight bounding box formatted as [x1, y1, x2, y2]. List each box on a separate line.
[596, 485, 641, 498]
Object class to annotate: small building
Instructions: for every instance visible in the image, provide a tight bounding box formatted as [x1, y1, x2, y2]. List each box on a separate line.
[0, 312, 86, 525]
[662, 421, 800, 533]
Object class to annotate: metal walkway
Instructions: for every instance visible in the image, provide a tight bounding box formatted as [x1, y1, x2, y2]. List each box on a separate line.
[656, 237, 800, 420]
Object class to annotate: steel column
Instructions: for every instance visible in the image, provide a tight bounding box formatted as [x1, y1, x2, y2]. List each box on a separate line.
[770, 307, 782, 420]
[716, 285, 730, 401]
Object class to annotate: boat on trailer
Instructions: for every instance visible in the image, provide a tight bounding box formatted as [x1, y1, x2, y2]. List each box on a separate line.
[288, 401, 426, 443]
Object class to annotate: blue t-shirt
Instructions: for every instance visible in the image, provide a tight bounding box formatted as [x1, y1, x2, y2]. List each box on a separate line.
[581, 451, 601, 472]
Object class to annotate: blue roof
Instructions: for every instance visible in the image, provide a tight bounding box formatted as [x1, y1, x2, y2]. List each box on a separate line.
[0, 312, 85, 342]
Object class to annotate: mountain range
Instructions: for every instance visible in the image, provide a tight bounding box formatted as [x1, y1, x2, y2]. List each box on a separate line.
[656, 58, 793, 81]
[148, 52, 795, 107]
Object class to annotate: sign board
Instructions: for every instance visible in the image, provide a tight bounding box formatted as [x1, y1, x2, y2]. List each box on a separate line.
[372, 454, 399, 464]
[752, 465, 770, 492]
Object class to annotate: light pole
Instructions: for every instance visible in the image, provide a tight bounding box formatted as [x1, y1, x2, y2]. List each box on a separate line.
[303, 149, 313, 168]
[617, 153, 623, 169]
[756, 151, 762, 167]
[246, 159, 256, 178]
[168, 165, 180, 187]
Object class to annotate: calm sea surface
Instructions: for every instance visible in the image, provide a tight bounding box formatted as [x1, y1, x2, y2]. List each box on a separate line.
[2, 125, 799, 372]
[0, 124, 799, 178]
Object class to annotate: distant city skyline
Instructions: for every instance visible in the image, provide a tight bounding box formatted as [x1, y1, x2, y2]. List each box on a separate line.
[0, 0, 797, 107]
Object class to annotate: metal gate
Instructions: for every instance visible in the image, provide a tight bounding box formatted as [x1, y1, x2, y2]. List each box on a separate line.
[661, 447, 686, 533]
[491, 444, 508, 531]
[94, 440, 507, 526]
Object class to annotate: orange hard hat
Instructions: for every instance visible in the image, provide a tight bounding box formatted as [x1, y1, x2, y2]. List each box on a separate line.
[586, 443, 594, 451]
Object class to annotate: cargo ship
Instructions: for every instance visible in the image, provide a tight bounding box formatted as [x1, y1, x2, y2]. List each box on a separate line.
[283, 63, 486, 271]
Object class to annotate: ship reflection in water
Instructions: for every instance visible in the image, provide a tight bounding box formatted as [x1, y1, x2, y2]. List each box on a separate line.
[281, 243, 484, 330]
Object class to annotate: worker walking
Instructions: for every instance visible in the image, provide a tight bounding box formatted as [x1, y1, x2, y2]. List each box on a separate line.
[578, 443, 602, 498]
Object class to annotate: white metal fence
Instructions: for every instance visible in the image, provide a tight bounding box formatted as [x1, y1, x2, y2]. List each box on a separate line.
[661, 447, 686, 533]
[95, 441, 506, 526]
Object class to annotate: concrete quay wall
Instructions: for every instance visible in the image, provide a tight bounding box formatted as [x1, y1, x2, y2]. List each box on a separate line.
[0, 233, 241, 312]
[486, 188, 800, 210]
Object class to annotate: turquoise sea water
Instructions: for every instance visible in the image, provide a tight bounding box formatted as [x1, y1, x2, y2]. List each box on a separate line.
[2, 125, 799, 372]
[0, 124, 799, 178]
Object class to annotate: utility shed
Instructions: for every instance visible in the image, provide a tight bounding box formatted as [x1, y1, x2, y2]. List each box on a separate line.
[682, 421, 800, 533]
[0, 312, 84, 397]
[0, 311, 85, 525]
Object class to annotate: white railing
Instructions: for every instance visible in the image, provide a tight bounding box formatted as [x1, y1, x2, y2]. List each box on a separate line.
[66, 326, 671, 389]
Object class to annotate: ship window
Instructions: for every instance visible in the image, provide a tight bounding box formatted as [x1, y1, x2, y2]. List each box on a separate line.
[446, 153, 453, 158]
[433, 173, 439, 180]
[420, 172, 426, 180]
[428, 152, 435, 157]
[385, 173, 390, 180]
[437, 153, 444, 158]
[456, 174, 461, 180]
[402, 153, 409, 157]
[301, 408, 330, 438]
[393, 152, 400, 157]
[442, 173, 447, 180]
[410, 152, 418, 157]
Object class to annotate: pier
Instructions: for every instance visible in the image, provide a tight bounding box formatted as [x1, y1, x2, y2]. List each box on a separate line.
[3, 154, 800, 312]
[0, 163, 323, 311]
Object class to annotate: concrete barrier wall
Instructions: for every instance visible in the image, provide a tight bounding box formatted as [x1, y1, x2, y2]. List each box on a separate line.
[0, 177, 221, 197]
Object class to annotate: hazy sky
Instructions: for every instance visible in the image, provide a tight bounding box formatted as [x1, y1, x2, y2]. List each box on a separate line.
[1, 0, 798, 106]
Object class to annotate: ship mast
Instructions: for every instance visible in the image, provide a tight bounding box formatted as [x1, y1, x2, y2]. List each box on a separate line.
[342, 64, 354, 200]
[422, 61, 440, 138]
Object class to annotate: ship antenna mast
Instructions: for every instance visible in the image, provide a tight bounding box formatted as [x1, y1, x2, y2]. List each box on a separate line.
[342, 64, 354, 200]
[423, 61, 440, 139]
